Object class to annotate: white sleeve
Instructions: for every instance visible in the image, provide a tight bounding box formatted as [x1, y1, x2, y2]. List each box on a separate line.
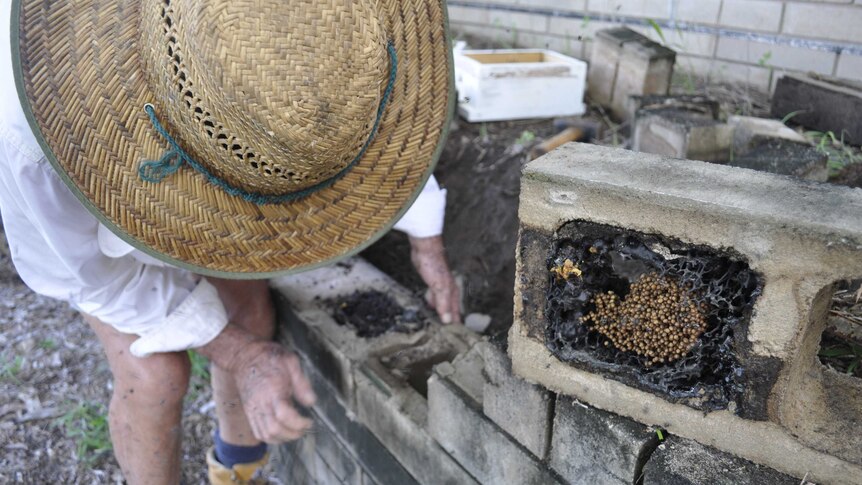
[392, 175, 447, 238]
[0, 137, 227, 357]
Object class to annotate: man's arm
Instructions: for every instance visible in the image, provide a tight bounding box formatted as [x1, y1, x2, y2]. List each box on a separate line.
[195, 323, 317, 443]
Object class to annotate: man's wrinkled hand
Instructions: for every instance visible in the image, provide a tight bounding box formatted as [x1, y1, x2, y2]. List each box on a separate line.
[233, 341, 317, 444]
[409, 235, 461, 324]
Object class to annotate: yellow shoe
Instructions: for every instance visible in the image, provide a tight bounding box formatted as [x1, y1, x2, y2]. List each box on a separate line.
[206, 447, 269, 485]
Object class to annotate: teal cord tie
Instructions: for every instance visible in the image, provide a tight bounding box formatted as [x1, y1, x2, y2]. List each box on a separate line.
[139, 41, 397, 205]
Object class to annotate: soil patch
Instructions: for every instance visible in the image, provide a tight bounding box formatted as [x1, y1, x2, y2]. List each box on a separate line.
[331, 290, 426, 338]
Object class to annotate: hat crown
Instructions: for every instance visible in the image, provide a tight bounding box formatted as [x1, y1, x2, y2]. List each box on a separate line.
[141, 0, 389, 195]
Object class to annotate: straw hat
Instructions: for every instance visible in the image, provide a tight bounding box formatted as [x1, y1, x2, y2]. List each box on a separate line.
[11, 0, 454, 277]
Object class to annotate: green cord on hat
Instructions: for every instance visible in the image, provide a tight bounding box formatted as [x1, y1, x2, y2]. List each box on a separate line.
[139, 41, 398, 205]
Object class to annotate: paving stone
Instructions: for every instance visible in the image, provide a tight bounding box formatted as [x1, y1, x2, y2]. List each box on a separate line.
[643, 435, 800, 485]
[550, 396, 659, 484]
[772, 73, 862, 145]
[479, 341, 553, 459]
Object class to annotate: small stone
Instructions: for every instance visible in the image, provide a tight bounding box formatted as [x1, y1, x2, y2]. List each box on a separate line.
[465, 313, 492, 333]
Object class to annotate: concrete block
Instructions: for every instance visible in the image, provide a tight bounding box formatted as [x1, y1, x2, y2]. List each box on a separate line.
[282, 353, 420, 485]
[771, 73, 862, 145]
[510, 143, 862, 484]
[719, 0, 783, 32]
[354, 325, 479, 485]
[272, 257, 436, 408]
[549, 396, 659, 484]
[836, 53, 862, 81]
[783, 3, 862, 42]
[610, 38, 675, 120]
[627, 94, 720, 123]
[643, 435, 800, 484]
[428, 348, 564, 485]
[730, 136, 828, 182]
[586, 27, 646, 107]
[715, 38, 837, 76]
[632, 108, 732, 162]
[480, 341, 553, 459]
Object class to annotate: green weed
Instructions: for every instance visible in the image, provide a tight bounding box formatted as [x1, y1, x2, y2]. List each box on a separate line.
[187, 350, 211, 400]
[647, 19, 667, 46]
[819, 341, 862, 377]
[805, 130, 862, 175]
[58, 401, 113, 464]
[757, 51, 773, 68]
[516, 130, 536, 145]
[0, 354, 24, 383]
[39, 339, 57, 351]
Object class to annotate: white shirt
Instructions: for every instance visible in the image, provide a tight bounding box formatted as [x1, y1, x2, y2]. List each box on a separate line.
[0, 0, 447, 357]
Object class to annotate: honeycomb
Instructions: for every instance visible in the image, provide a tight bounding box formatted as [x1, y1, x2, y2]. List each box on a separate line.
[545, 225, 761, 411]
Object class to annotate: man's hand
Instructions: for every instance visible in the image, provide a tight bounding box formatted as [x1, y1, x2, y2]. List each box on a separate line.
[409, 235, 462, 324]
[197, 324, 317, 444]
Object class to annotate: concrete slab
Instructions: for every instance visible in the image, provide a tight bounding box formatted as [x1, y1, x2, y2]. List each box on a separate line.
[772, 73, 862, 145]
[643, 435, 800, 484]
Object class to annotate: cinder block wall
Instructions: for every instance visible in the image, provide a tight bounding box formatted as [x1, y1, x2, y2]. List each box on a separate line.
[447, 0, 862, 93]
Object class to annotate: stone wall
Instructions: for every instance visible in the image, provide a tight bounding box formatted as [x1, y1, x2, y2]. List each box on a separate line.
[446, 0, 862, 93]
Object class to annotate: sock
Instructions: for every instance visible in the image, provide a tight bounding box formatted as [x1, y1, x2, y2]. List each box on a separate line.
[214, 430, 268, 468]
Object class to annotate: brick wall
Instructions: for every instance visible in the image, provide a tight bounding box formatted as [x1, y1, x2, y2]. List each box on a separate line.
[447, 0, 862, 92]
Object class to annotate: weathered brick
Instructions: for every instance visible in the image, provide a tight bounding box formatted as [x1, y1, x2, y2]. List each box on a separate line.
[783, 3, 862, 42]
[427, 353, 564, 484]
[836, 52, 862, 81]
[719, 0, 783, 32]
[610, 37, 676, 119]
[643, 435, 800, 484]
[479, 341, 553, 459]
[715, 38, 836, 75]
[586, 27, 647, 106]
[550, 396, 659, 484]
[632, 108, 733, 161]
[771, 73, 862, 145]
[674, 0, 722, 24]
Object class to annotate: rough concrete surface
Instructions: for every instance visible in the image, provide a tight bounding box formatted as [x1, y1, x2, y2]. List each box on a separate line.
[643, 435, 799, 485]
[550, 396, 659, 485]
[479, 341, 553, 459]
[355, 366, 477, 485]
[427, 368, 564, 485]
[772, 73, 862, 145]
[509, 318, 862, 485]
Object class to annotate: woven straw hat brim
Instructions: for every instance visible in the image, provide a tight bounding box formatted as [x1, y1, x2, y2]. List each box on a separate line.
[12, 0, 454, 278]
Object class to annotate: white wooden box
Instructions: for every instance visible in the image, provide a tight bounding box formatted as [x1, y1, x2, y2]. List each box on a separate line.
[454, 49, 587, 122]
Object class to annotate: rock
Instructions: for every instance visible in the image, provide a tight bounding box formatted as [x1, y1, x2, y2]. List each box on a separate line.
[464, 313, 492, 333]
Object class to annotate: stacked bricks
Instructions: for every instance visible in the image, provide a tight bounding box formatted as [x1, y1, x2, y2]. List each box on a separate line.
[511, 142, 862, 485]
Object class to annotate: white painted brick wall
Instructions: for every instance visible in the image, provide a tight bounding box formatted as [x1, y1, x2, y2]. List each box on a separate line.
[836, 52, 862, 79]
[587, 0, 669, 18]
[488, 10, 549, 32]
[783, 3, 862, 41]
[715, 37, 837, 75]
[674, 0, 722, 24]
[719, 0, 784, 32]
[447, 0, 862, 90]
